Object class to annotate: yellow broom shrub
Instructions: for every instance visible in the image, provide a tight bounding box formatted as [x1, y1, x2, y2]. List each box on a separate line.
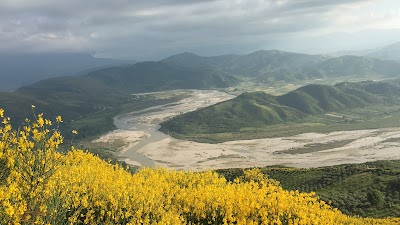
[0, 108, 399, 225]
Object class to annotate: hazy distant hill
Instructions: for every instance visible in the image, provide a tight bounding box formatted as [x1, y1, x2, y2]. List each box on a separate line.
[221, 50, 327, 77]
[6, 50, 399, 97]
[161, 52, 229, 69]
[329, 49, 376, 57]
[162, 50, 400, 82]
[366, 42, 400, 61]
[162, 50, 327, 77]
[330, 42, 400, 62]
[160, 81, 400, 134]
[0, 53, 135, 91]
[297, 55, 400, 79]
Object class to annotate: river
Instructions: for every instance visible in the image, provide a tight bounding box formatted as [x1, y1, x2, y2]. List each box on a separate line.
[103, 90, 400, 170]
[114, 90, 235, 167]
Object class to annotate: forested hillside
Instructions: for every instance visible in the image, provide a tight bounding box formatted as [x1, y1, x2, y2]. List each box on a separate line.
[218, 160, 400, 218]
[160, 80, 400, 136]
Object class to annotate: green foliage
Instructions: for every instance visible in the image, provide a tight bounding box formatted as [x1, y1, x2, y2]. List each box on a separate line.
[217, 160, 400, 218]
[160, 80, 400, 141]
[367, 190, 385, 206]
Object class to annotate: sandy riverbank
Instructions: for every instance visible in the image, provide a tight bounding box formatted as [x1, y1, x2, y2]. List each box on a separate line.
[94, 90, 400, 171]
[139, 128, 400, 170]
[92, 130, 149, 153]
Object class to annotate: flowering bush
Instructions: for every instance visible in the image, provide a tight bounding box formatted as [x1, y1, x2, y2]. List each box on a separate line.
[0, 108, 399, 224]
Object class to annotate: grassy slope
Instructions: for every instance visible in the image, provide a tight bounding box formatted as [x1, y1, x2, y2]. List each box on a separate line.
[276, 84, 373, 114]
[159, 91, 306, 134]
[85, 61, 240, 93]
[0, 60, 241, 133]
[0, 57, 241, 163]
[1, 92, 189, 165]
[217, 160, 400, 218]
[160, 81, 400, 142]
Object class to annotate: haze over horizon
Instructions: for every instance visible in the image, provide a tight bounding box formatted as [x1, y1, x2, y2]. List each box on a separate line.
[1, 0, 400, 60]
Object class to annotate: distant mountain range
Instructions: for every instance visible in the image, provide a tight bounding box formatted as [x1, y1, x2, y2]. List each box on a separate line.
[162, 50, 400, 82]
[0, 53, 135, 91]
[330, 42, 400, 62]
[2, 49, 400, 129]
[4, 42, 400, 93]
[367, 42, 400, 61]
[5, 49, 400, 95]
[160, 80, 400, 134]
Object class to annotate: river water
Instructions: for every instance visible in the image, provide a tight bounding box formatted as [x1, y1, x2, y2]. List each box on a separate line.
[114, 90, 235, 167]
[107, 90, 400, 170]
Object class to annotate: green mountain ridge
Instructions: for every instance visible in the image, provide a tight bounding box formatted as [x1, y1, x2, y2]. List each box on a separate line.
[2, 50, 400, 140]
[224, 50, 328, 77]
[160, 91, 307, 134]
[24, 61, 240, 94]
[6, 49, 400, 103]
[160, 81, 400, 135]
[162, 50, 400, 81]
[1, 60, 240, 122]
[276, 84, 372, 114]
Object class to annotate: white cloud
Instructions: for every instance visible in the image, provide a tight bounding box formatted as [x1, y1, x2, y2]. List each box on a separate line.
[0, 0, 399, 59]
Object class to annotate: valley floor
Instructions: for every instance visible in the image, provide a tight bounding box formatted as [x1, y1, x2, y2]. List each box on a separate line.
[143, 128, 400, 170]
[93, 90, 400, 170]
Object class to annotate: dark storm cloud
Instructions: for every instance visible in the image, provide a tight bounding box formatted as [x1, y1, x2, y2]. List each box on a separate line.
[0, 0, 385, 59]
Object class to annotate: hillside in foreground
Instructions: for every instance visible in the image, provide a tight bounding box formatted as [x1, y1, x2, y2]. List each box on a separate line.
[1, 111, 399, 224]
[218, 160, 400, 218]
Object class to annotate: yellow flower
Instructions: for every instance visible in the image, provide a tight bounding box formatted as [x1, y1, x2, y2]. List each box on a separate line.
[31, 104, 36, 109]
[37, 117, 45, 127]
[0, 108, 399, 225]
[5, 205, 14, 217]
[45, 119, 52, 126]
[56, 115, 63, 123]
[0, 108, 4, 117]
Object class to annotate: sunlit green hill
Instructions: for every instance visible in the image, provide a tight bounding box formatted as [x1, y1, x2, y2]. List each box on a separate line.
[160, 81, 400, 139]
[3, 50, 400, 142]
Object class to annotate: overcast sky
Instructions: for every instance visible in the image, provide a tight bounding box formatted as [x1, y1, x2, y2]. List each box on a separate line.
[1, 0, 400, 60]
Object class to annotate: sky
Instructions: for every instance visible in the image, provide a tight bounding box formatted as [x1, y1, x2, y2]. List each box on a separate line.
[1, 0, 400, 60]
